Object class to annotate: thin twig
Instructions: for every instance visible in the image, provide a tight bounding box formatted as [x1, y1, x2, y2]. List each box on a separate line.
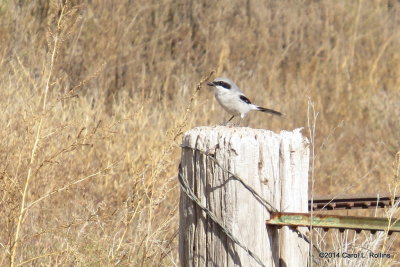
[307, 97, 318, 266]
[25, 163, 115, 211]
[16, 250, 66, 267]
[10, 4, 65, 265]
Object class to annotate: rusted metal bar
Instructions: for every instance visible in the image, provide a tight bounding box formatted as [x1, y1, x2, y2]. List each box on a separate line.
[266, 212, 400, 234]
[309, 194, 399, 211]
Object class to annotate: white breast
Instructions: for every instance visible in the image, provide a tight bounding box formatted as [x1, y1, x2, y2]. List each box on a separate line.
[215, 89, 253, 118]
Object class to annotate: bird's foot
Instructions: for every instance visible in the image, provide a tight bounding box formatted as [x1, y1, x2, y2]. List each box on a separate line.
[217, 122, 234, 127]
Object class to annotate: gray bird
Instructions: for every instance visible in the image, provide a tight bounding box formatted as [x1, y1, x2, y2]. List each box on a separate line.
[207, 77, 283, 124]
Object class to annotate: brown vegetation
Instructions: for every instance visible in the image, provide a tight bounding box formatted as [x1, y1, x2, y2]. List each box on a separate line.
[0, 0, 399, 265]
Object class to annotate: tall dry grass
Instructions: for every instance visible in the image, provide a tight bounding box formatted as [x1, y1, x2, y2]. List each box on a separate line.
[0, 0, 399, 265]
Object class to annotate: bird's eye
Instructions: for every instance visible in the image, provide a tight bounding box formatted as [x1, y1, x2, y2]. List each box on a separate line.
[216, 81, 231, 89]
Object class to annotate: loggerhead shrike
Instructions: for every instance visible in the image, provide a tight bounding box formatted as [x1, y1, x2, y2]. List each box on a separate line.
[207, 77, 283, 124]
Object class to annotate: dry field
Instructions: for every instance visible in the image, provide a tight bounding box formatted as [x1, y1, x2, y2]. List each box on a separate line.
[0, 0, 399, 266]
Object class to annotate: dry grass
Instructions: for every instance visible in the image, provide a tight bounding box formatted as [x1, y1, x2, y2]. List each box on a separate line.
[313, 196, 400, 267]
[0, 0, 399, 266]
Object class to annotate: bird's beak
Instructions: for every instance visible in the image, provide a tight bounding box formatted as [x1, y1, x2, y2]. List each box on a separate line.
[207, 82, 215, 87]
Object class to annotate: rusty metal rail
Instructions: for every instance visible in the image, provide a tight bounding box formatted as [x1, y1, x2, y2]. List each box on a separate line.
[266, 212, 400, 234]
[309, 194, 400, 211]
[266, 194, 400, 234]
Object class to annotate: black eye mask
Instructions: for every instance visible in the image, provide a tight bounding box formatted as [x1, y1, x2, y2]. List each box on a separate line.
[215, 81, 231, 89]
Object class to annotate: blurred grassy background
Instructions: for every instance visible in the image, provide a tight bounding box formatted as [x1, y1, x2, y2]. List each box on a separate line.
[0, 0, 399, 265]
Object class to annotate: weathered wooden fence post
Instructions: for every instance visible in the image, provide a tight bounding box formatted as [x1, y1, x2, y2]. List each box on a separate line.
[179, 126, 309, 267]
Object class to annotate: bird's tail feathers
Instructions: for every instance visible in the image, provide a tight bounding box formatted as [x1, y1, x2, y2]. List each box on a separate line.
[256, 106, 283, 116]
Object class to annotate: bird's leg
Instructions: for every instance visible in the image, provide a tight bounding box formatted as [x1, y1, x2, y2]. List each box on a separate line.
[230, 116, 242, 127]
[222, 115, 235, 126]
[227, 115, 235, 123]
